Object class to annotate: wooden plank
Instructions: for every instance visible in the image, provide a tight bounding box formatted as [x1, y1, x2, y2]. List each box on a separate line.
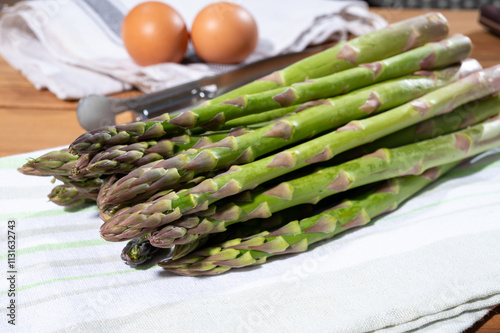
[0, 56, 39, 88]
[464, 305, 500, 333]
[0, 87, 79, 110]
[0, 107, 84, 157]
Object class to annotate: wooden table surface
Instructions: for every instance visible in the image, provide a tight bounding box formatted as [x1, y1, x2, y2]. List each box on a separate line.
[0, 7, 499, 332]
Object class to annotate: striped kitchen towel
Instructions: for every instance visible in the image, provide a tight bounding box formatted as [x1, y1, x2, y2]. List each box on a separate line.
[0, 0, 385, 100]
[1, 147, 500, 332]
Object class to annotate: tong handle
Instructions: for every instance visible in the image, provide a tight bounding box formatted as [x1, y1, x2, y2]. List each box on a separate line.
[123, 81, 218, 118]
[76, 80, 218, 129]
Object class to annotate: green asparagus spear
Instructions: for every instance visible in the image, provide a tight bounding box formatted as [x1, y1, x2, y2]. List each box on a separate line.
[220, 105, 303, 129]
[48, 184, 97, 207]
[99, 66, 500, 242]
[70, 13, 449, 154]
[98, 60, 478, 207]
[19, 149, 79, 177]
[159, 162, 459, 276]
[121, 234, 162, 267]
[336, 94, 500, 162]
[76, 131, 232, 178]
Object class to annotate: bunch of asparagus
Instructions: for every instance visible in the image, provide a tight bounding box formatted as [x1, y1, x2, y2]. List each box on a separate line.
[20, 13, 500, 275]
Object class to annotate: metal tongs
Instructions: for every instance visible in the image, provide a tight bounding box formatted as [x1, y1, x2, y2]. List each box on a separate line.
[76, 46, 328, 130]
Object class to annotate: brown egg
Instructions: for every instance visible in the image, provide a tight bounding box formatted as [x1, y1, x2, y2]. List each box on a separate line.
[122, 1, 189, 66]
[191, 2, 258, 64]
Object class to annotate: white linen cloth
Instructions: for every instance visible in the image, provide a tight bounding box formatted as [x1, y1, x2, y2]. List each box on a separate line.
[0, 147, 499, 332]
[0, 0, 386, 100]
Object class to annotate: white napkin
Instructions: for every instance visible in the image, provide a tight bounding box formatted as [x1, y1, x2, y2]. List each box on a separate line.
[0, 0, 386, 100]
[1, 147, 499, 332]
